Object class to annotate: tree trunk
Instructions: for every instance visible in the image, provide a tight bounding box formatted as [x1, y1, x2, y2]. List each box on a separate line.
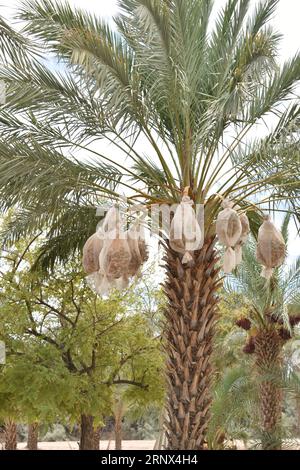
[93, 427, 101, 450]
[27, 423, 39, 450]
[79, 414, 95, 450]
[114, 402, 123, 450]
[4, 420, 17, 450]
[255, 328, 282, 450]
[163, 237, 220, 450]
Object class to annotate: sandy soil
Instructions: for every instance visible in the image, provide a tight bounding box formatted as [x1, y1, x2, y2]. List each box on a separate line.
[17, 440, 156, 450]
[14, 439, 300, 450]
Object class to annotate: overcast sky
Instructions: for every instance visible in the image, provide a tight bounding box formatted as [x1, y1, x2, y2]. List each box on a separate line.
[2, 0, 300, 60]
[1, 0, 300, 61]
[74, 0, 300, 60]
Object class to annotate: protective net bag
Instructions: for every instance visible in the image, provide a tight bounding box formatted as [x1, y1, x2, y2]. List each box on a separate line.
[170, 195, 202, 264]
[101, 207, 120, 233]
[87, 272, 129, 296]
[256, 215, 286, 279]
[234, 213, 250, 266]
[86, 272, 110, 296]
[82, 207, 118, 274]
[82, 231, 103, 274]
[99, 228, 132, 280]
[216, 199, 242, 273]
[83, 207, 148, 296]
[127, 219, 148, 277]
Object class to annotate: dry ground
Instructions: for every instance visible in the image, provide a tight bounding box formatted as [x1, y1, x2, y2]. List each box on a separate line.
[17, 440, 156, 450]
[14, 439, 300, 450]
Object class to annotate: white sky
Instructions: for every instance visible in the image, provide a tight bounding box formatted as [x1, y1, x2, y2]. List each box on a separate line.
[1, 0, 299, 260]
[2, 0, 300, 60]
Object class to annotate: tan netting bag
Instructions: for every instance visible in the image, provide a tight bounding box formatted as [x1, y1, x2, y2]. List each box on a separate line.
[234, 213, 250, 266]
[216, 199, 242, 273]
[86, 272, 110, 296]
[84, 207, 149, 296]
[99, 227, 132, 280]
[101, 207, 120, 233]
[256, 215, 286, 279]
[83, 207, 130, 295]
[127, 219, 148, 277]
[82, 231, 103, 274]
[88, 272, 129, 296]
[82, 206, 118, 275]
[170, 195, 202, 264]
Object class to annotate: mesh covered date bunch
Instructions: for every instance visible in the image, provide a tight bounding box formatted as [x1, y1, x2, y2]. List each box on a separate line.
[234, 212, 250, 266]
[216, 199, 242, 273]
[127, 220, 149, 277]
[82, 232, 103, 274]
[170, 194, 202, 264]
[82, 207, 148, 296]
[100, 229, 132, 280]
[256, 215, 286, 279]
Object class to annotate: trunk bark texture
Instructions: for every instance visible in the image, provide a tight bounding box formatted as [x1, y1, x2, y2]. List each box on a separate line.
[114, 402, 123, 450]
[255, 328, 282, 450]
[79, 414, 95, 450]
[164, 237, 220, 450]
[5, 420, 17, 450]
[27, 423, 39, 450]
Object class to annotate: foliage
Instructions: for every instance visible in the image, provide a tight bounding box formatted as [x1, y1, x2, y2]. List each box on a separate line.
[226, 214, 300, 330]
[0, 232, 165, 427]
[0, 0, 299, 267]
[209, 218, 300, 449]
[0, 0, 300, 449]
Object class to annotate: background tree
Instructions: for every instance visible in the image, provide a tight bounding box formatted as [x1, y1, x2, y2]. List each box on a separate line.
[0, 234, 165, 449]
[207, 292, 252, 449]
[223, 217, 300, 449]
[26, 423, 39, 450]
[4, 420, 17, 450]
[0, 0, 299, 449]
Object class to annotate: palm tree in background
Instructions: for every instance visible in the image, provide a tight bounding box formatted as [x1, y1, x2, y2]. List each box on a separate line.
[0, 0, 299, 449]
[226, 216, 300, 449]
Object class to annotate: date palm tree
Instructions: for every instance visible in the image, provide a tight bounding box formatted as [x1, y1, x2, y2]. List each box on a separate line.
[227, 216, 300, 449]
[4, 419, 17, 450]
[0, 0, 299, 449]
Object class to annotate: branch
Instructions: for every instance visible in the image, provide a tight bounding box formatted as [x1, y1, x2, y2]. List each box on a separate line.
[34, 296, 75, 326]
[25, 327, 61, 349]
[107, 379, 148, 390]
[70, 279, 81, 319]
[13, 231, 42, 272]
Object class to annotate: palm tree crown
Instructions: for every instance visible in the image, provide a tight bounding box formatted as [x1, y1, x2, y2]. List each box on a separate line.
[0, 0, 299, 263]
[0, 0, 299, 450]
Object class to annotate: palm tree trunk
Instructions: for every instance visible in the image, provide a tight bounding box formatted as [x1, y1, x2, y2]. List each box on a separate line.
[255, 328, 282, 450]
[163, 237, 220, 450]
[27, 423, 39, 450]
[4, 419, 17, 450]
[79, 414, 95, 450]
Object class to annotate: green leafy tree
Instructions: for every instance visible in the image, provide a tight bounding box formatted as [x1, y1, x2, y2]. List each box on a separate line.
[0, 235, 164, 449]
[0, 0, 300, 449]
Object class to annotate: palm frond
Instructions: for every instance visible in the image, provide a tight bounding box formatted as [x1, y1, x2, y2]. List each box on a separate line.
[32, 204, 103, 271]
[0, 16, 37, 63]
[0, 136, 123, 211]
[0, 0, 298, 270]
